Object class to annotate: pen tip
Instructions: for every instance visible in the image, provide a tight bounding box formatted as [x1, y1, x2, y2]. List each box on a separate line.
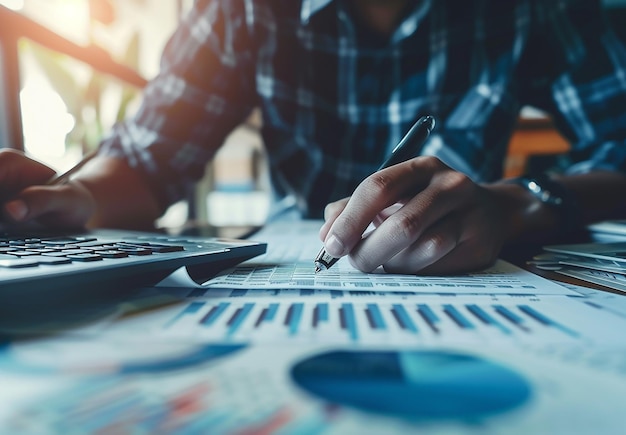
[314, 266, 322, 274]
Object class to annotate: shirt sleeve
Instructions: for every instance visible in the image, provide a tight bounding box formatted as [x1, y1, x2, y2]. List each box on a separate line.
[521, 0, 626, 175]
[98, 0, 256, 211]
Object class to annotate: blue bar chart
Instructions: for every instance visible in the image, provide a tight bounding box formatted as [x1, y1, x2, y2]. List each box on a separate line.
[156, 295, 591, 345]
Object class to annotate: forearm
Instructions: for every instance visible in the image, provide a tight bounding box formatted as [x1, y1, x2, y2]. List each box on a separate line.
[557, 171, 626, 223]
[75, 156, 162, 230]
[487, 170, 626, 243]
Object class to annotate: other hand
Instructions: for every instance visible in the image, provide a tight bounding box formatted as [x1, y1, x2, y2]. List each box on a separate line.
[319, 156, 510, 274]
[0, 149, 95, 229]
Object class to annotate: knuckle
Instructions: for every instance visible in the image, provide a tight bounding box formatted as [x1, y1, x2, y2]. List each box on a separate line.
[414, 155, 446, 172]
[324, 202, 339, 220]
[349, 250, 377, 273]
[360, 172, 395, 198]
[389, 212, 421, 240]
[439, 171, 472, 191]
[422, 233, 449, 255]
[336, 213, 363, 238]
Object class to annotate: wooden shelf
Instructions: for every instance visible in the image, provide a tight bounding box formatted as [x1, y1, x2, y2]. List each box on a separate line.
[505, 117, 570, 178]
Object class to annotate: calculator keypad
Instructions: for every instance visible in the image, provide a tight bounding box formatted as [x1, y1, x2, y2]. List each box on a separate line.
[0, 236, 186, 268]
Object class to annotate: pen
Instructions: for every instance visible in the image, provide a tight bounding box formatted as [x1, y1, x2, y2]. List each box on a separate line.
[45, 149, 99, 185]
[314, 115, 436, 273]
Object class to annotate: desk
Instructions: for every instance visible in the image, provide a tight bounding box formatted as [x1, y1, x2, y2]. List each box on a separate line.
[1, 221, 625, 434]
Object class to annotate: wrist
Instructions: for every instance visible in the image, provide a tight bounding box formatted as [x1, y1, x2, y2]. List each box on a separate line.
[505, 175, 582, 235]
[66, 179, 98, 228]
[484, 182, 543, 241]
[74, 156, 162, 230]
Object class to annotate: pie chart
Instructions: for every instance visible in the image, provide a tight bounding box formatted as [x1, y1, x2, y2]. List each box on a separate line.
[291, 349, 532, 421]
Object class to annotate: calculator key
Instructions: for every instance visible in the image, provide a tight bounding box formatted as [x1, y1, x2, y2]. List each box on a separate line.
[118, 242, 184, 253]
[145, 244, 185, 253]
[42, 252, 74, 257]
[61, 249, 94, 255]
[41, 239, 76, 246]
[66, 253, 102, 262]
[0, 255, 38, 268]
[116, 247, 152, 255]
[26, 248, 57, 254]
[29, 256, 72, 265]
[88, 245, 120, 251]
[23, 243, 46, 249]
[10, 251, 40, 257]
[75, 241, 116, 248]
[71, 236, 98, 242]
[98, 250, 129, 259]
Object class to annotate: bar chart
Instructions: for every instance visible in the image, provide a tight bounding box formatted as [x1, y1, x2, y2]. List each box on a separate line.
[152, 294, 614, 345]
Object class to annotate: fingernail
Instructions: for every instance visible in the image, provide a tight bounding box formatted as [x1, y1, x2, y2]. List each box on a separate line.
[325, 234, 346, 257]
[5, 200, 28, 221]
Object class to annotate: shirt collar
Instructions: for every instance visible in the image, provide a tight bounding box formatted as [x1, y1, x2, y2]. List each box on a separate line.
[300, 0, 432, 42]
[300, 0, 334, 24]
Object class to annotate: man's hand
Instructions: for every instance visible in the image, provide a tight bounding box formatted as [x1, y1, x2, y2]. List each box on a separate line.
[319, 156, 512, 274]
[0, 149, 95, 229]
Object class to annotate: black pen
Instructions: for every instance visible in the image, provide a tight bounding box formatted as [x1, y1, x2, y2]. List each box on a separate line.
[45, 149, 99, 186]
[314, 115, 436, 273]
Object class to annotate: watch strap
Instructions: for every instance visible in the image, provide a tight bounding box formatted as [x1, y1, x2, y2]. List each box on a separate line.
[507, 174, 581, 234]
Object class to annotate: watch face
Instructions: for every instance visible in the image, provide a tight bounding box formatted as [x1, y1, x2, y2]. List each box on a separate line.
[518, 177, 565, 206]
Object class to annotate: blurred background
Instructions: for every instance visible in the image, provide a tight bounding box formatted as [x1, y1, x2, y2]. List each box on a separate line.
[0, 0, 268, 232]
[0, 0, 624, 231]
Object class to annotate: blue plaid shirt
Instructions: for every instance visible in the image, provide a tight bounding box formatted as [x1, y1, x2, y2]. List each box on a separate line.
[100, 0, 626, 218]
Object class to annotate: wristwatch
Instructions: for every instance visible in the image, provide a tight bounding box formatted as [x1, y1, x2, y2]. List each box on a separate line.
[507, 174, 581, 234]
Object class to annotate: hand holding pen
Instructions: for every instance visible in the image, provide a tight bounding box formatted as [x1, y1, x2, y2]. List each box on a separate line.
[0, 148, 97, 229]
[315, 115, 436, 273]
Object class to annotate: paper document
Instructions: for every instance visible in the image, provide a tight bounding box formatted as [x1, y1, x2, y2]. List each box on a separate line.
[560, 282, 626, 318]
[159, 220, 576, 295]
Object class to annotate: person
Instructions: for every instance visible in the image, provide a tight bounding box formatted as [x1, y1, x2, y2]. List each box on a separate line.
[2, 0, 626, 275]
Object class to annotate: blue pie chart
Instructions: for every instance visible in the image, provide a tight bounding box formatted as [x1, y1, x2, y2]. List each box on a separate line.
[291, 350, 532, 421]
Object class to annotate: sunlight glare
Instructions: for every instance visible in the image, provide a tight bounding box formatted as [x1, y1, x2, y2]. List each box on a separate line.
[0, 0, 25, 10]
[21, 76, 76, 160]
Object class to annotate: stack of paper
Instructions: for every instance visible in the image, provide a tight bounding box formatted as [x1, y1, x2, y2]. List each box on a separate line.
[533, 241, 626, 293]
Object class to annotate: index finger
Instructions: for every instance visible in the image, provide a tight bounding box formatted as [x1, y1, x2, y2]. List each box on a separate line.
[322, 156, 442, 257]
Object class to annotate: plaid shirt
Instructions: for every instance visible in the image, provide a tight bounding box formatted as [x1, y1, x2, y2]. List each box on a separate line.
[100, 0, 626, 218]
